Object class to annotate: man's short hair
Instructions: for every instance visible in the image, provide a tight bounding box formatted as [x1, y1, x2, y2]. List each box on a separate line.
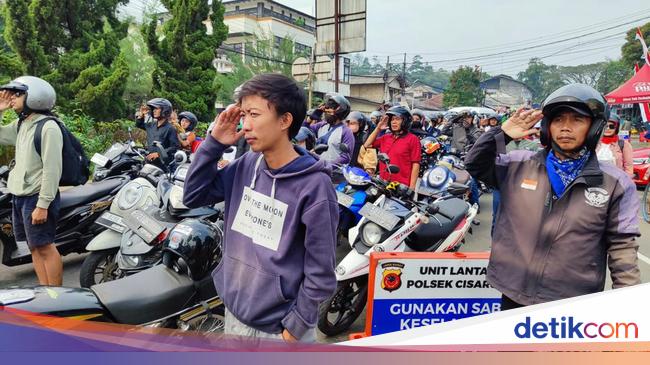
[237, 73, 307, 140]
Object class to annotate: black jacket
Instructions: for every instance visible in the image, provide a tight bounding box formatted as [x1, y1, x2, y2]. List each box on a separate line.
[136, 117, 180, 163]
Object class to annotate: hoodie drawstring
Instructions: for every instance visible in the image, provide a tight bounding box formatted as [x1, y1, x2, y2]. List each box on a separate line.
[250, 154, 278, 206]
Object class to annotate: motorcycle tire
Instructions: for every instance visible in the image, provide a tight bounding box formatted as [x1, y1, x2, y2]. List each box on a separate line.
[318, 276, 368, 337]
[641, 183, 650, 223]
[79, 248, 121, 288]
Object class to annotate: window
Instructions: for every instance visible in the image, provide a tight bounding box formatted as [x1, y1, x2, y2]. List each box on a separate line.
[235, 5, 239, 10]
[233, 43, 243, 53]
[274, 36, 283, 49]
[343, 57, 351, 83]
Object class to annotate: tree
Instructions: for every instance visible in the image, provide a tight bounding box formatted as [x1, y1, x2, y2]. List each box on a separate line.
[2, 0, 130, 120]
[620, 21, 650, 70]
[443, 66, 482, 108]
[595, 59, 632, 94]
[0, 4, 24, 84]
[143, 0, 228, 122]
[517, 58, 565, 102]
[559, 62, 605, 86]
[120, 24, 156, 113]
[214, 34, 305, 107]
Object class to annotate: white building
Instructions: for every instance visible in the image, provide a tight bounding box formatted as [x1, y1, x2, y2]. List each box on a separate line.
[221, 0, 316, 58]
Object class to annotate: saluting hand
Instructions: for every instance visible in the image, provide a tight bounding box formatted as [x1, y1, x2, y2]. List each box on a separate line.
[501, 108, 544, 140]
[211, 105, 244, 146]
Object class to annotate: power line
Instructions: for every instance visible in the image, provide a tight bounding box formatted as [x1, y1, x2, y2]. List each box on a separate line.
[218, 45, 295, 65]
[407, 8, 650, 56]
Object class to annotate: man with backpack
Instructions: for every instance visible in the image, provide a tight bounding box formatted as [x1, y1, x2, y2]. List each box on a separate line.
[0, 76, 65, 286]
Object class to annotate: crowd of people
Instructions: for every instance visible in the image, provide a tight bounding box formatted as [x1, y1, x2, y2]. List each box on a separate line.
[0, 72, 644, 343]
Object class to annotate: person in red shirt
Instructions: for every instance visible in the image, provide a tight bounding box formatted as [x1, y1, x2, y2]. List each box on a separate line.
[364, 106, 421, 188]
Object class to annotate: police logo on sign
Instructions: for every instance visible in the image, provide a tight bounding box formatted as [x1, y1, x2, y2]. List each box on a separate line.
[381, 262, 405, 292]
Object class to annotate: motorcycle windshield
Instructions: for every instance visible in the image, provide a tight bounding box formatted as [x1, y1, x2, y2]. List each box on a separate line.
[104, 143, 128, 161]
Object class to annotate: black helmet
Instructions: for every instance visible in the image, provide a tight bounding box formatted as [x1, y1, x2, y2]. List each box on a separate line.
[147, 98, 173, 119]
[346, 111, 368, 135]
[178, 111, 198, 131]
[540, 84, 609, 151]
[163, 218, 223, 281]
[323, 92, 351, 120]
[386, 105, 412, 133]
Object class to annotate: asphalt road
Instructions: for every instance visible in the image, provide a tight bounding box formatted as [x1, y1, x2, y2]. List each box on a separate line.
[1, 192, 649, 344]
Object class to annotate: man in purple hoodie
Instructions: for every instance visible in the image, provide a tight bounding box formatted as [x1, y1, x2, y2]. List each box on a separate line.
[183, 74, 338, 343]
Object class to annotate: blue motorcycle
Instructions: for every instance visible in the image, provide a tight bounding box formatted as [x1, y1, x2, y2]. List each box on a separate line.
[334, 166, 380, 244]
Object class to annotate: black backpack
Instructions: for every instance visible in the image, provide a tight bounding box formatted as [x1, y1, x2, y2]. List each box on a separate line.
[33, 117, 90, 186]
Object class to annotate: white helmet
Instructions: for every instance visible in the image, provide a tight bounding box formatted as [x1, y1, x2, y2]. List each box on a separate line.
[1, 76, 56, 112]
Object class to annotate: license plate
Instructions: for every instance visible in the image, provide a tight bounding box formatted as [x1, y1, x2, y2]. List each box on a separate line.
[96, 212, 126, 233]
[336, 191, 355, 208]
[123, 209, 166, 244]
[359, 203, 400, 231]
[91, 153, 110, 167]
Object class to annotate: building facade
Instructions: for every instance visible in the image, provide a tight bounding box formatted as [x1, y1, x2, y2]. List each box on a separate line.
[480, 75, 533, 109]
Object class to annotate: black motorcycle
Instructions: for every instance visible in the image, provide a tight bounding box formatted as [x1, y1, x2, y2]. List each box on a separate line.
[0, 173, 130, 267]
[0, 217, 225, 333]
[91, 128, 147, 182]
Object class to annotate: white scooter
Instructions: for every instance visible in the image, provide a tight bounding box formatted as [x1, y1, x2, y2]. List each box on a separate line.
[317, 154, 478, 336]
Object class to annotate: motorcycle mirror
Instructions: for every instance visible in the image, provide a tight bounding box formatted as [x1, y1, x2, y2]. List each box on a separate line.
[174, 151, 187, 164]
[313, 144, 329, 155]
[338, 143, 350, 154]
[387, 165, 400, 174]
[378, 153, 390, 163]
[152, 141, 168, 163]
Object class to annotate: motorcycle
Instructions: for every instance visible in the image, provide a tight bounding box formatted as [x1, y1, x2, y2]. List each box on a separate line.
[0, 217, 225, 333]
[0, 169, 130, 267]
[80, 148, 222, 287]
[91, 128, 147, 182]
[318, 154, 478, 336]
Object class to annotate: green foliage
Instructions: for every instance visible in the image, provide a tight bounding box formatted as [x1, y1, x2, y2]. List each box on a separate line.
[215, 34, 306, 106]
[2, 0, 130, 121]
[621, 22, 650, 70]
[443, 66, 483, 108]
[144, 0, 228, 123]
[350, 54, 451, 91]
[517, 58, 566, 102]
[596, 59, 633, 94]
[119, 24, 156, 113]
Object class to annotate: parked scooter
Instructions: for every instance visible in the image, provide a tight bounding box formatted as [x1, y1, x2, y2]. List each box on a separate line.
[91, 128, 147, 182]
[80, 147, 222, 287]
[0, 218, 225, 333]
[318, 154, 478, 336]
[0, 167, 130, 267]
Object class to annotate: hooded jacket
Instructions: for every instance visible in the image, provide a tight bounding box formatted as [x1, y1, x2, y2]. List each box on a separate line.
[465, 127, 640, 305]
[183, 135, 338, 338]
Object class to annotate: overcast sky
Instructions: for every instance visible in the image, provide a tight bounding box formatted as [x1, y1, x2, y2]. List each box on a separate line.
[122, 0, 650, 77]
[278, 0, 650, 76]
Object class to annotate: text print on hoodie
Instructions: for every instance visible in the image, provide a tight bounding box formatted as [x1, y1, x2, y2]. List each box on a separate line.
[183, 134, 338, 339]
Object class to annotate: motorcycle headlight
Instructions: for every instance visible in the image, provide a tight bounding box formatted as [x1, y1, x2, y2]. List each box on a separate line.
[362, 222, 384, 247]
[342, 166, 371, 186]
[117, 183, 143, 210]
[427, 166, 448, 188]
[117, 251, 140, 268]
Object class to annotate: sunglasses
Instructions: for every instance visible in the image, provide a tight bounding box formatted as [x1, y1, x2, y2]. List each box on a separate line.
[606, 123, 616, 129]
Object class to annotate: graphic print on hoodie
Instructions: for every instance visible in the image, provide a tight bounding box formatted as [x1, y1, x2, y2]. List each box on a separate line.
[183, 134, 338, 339]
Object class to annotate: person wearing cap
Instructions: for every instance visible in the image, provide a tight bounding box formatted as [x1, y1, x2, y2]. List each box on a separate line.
[0, 76, 63, 286]
[466, 84, 640, 310]
[595, 114, 633, 178]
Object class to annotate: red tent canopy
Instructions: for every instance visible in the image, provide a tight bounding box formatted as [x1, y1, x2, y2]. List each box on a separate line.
[606, 63, 650, 104]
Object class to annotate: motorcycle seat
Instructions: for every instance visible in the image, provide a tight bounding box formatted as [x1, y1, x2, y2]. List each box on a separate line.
[406, 198, 469, 251]
[59, 176, 128, 210]
[91, 265, 195, 325]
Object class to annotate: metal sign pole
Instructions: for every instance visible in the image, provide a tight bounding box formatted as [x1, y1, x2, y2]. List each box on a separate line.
[334, 0, 340, 92]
